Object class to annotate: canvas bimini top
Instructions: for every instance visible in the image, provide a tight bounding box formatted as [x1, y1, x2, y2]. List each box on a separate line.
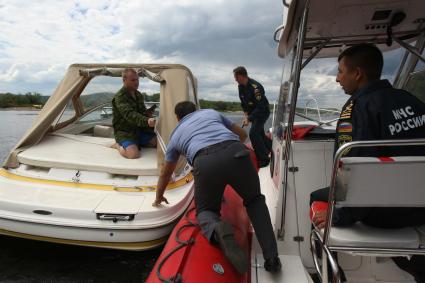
[3, 63, 198, 169]
[278, 0, 425, 58]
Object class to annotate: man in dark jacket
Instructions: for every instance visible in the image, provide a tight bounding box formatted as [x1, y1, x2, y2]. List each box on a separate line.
[234, 66, 272, 167]
[112, 68, 156, 159]
[311, 44, 425, 282]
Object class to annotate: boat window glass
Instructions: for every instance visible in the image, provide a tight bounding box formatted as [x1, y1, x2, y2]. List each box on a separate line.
[273, 48, 295, 142]
[80, 75, 161, 113]
[77, 102, 113, 124]
[413, 49, 425, 72]
[294, 48, 404, 122]
[53, 100, 76, 127]
[404, 71, 425, 103]
[403, 49, 425, 103]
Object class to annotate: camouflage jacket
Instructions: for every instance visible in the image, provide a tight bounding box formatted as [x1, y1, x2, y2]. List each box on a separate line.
[112, 86, 153, 143]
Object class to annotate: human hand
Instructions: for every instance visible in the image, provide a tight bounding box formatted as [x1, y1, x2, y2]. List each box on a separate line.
[242, 117, 250, 127]
[148, 118, 156, 127]
[152, 196, 169, 207]
[312, 210, 327, 229]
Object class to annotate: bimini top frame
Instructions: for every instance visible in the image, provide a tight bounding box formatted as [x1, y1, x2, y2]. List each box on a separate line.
[3, 64, 198, 169]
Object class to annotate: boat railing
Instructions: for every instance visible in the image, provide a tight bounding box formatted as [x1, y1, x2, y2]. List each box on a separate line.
[312, 138, 425, 283]
[304, 98, 321, 121]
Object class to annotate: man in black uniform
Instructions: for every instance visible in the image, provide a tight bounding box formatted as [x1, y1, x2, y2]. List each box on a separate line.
[311, 44, 425, 282]
[234, 66, 272, 167]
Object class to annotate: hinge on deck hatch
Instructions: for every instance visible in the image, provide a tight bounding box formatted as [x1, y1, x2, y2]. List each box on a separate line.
[288, 166, 299, 172]
[293, 236, 304, 242]
[72, 170, 81, 183]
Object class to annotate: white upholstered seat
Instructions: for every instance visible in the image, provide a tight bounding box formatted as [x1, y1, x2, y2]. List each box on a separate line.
[329, 222, 420, 249]
[17, 134, 158, 176]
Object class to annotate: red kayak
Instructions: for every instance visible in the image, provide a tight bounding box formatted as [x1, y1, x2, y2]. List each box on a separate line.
[146, 146, 258, 283]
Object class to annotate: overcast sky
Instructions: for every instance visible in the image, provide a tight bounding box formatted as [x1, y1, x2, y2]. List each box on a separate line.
[0, 0, 407, 109]
[0, 0, 285, 102]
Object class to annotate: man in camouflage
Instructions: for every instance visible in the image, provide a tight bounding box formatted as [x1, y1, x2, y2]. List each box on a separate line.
[112, 68, 156, 159]
[234, 66, 272, 167]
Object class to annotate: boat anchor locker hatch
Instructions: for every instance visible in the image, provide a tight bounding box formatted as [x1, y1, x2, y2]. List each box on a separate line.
[94, 194, 145, 222]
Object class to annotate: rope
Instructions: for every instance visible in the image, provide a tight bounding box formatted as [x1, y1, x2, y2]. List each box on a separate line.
[156, 206, 199, 283]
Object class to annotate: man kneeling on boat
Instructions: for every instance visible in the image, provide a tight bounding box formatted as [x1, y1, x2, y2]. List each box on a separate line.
[153, 101, 281, 273]
[311, 44, 425, 282]
[111, 68, 157, 159]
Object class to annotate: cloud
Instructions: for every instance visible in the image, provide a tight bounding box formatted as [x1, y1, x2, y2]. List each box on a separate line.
[0, 0, 409, 110]
[0, 0, 284, 101]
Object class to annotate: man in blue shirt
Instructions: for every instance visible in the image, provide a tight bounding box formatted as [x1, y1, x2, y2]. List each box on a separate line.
[153, 101, 281, 274]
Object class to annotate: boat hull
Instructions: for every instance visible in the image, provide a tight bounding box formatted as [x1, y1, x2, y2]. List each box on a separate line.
[0, 169, 194, 250]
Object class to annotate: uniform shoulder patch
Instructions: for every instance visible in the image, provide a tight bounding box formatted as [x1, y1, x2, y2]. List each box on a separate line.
[340, 101, 354, 120]
[338, 122, 352, 133]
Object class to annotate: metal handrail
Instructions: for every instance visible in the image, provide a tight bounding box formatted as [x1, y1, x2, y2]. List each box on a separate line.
[278, 0, 310, 240]
[312, 140, 425, 282]
[323, 138, 425, 245]
[305, 98, 322, 122]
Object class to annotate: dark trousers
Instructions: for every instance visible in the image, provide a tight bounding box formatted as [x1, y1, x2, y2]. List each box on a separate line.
[193, 140, 278, 260]
[249, 117, 272, 163]
[310, 187, 425, 282]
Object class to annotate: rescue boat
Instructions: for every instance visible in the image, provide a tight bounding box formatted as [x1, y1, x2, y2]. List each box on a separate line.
[148, 0, 425, 282]
[0, 64, 198, 250]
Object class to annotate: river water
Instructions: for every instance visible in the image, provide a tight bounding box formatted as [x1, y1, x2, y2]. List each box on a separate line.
[0, 110, 270, 283]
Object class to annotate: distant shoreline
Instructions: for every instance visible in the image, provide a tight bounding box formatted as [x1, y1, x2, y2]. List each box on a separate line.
[0, 107, 41, 111]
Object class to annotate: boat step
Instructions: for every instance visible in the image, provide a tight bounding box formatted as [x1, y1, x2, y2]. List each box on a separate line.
[252, 255, 313, 283]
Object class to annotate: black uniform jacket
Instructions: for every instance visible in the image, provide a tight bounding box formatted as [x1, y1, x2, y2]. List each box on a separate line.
[333, 79, 425, 227]
[336, 79, 425, 157]
[238, 78, 270, 122]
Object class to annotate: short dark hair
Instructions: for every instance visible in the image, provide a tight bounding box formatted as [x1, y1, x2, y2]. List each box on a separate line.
[338, 44, 383, 81]
[175, 101, 196, 120]
[122, 68, 137, 80]
[233, 66, 248, 77]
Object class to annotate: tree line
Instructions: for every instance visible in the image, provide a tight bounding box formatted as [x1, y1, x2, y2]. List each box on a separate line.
[0, 92, 47, 108]
[0, 92, 246, 112]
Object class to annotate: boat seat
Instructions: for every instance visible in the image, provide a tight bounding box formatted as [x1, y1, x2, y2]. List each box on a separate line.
[17, 134, 158, 176]
[329, 156, 425, 250]
[312, 154, 425, 281]
[336, 156, 425, 207]
[93, 125, 114, 138]
[329, 223, 420, 249]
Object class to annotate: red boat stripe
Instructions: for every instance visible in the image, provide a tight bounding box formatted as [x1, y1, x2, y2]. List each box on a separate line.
[378, 157, 394, 162]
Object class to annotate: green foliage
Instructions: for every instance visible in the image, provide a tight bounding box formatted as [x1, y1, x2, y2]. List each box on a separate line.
[0, 92, 47, 108]
[80, 92, 115, 108]
[199, 99, 242, 111]
[144, 93, 160, 102]
[0, 91, 249, 113]
[79, 92, 160, 109]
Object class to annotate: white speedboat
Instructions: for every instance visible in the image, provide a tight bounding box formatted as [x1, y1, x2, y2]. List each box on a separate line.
[0, 64, 197, 250]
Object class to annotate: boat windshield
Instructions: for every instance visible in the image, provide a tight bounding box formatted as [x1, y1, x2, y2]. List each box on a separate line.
[295, 48, 405, 122]
[404, 50, 425, 103]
